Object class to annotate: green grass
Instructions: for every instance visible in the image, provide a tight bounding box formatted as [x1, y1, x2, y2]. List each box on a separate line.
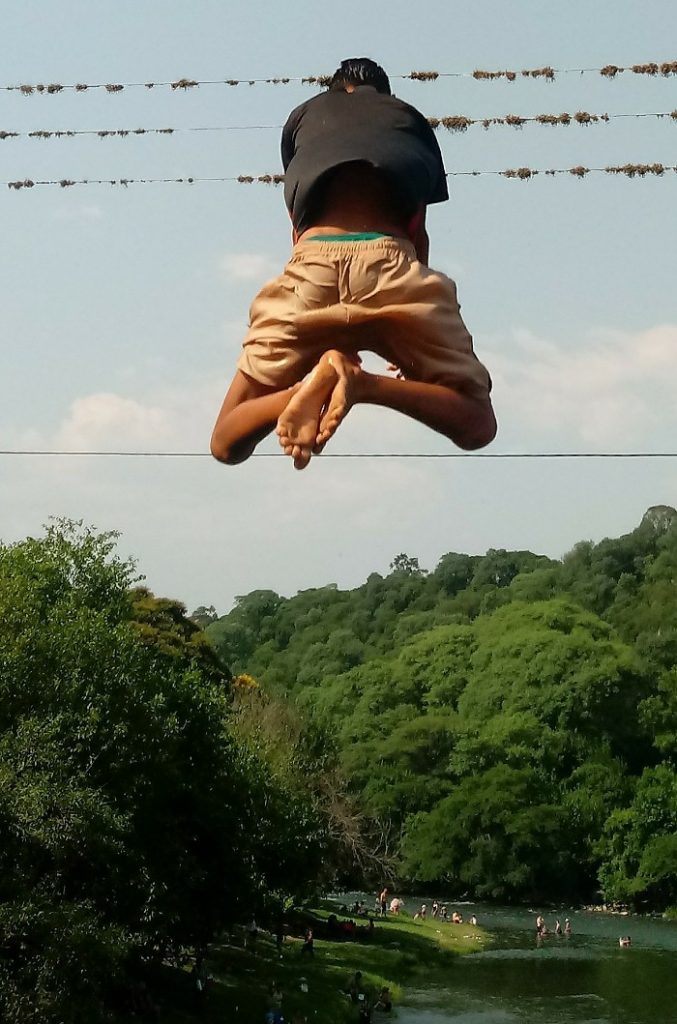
[136, 906, 489, 1023]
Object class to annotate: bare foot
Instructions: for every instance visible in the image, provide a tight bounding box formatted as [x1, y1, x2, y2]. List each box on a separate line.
[276, 356, 339, 469]
[314, 352, 360, 453]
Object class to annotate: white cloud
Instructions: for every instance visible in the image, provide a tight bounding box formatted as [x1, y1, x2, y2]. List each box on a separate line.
[53, 393, 172, 451]
[3, 325, 676, 614]
[19, 322, 677, 461]
[220, 252, 279, 283]
[487, 323, 677, 447]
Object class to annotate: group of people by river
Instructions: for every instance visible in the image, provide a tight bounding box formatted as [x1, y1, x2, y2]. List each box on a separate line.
[372, 888, 477, 926]
[252, 903, 394, 1024]
[535, 913, 632, 948]
[535, 913, 572, 938]
[413, 902, 477, 925]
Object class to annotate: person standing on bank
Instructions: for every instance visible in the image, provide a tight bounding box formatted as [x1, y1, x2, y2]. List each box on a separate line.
[211, 57, 495, 470]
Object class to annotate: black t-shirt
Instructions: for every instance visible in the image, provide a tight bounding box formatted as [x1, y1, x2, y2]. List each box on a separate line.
[281, 87, 448, 231]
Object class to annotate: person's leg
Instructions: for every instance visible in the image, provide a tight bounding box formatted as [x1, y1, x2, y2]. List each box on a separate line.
[211, 361, 344, 469]
[323, 240, 494, 449]
[315, 352, 496, 451]
[211, 249, 324, 466]
[210, 371, 297, 466]
[211, 352, 495, 466]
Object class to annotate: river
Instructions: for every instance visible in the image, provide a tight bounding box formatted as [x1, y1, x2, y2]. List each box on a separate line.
[396, 904, 677, 1024]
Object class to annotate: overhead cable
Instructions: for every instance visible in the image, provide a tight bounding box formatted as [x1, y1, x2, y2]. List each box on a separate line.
[2, 60, 676, 95]
[3, 110, 677, 142]
[6, 163, 677, 191]
[1, 450, 677, 460]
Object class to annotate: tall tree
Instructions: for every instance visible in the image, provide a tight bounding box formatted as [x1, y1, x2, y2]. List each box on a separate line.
[0, 523, 339, 1023]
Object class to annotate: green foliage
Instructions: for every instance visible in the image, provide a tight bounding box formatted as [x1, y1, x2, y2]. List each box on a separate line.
[390, 553, 427, 575]
[207, 508, 677, 909]
[402, 765, 567, 899]
[641, 669, 677, 760]
[132, 588, 230, 684]
[599, 764, 677, 906]
[228, 687, 369, 890]
[0, 523, 339, 1022]
[190, 604, 218, 629]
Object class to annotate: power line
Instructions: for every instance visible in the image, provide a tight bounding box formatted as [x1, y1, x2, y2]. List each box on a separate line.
[3, 110, 676, 142]
[2, 60, 676, 94]
[0, 125, 280, 140]
[2, 450, 677, 460]
[6, 164, 677, 190]
[428, 110, 677, 131]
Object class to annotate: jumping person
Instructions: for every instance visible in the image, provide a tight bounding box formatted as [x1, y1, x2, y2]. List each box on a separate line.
[211, 57, 495, 470]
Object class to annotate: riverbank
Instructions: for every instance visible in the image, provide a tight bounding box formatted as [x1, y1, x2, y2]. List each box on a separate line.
[369, 902, 677, 1024]
[137, 907, 489, 1023]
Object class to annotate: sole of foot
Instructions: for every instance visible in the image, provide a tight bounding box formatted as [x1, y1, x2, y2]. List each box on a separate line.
[276, 357, 340, 469]
[313, 352, 359, 453]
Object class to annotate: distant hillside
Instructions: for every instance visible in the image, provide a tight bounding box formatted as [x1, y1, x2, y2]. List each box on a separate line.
[205, 507, 677, 907]
[206, 506, 677, 686]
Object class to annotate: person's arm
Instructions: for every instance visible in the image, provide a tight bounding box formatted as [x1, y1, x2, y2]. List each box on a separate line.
[408, 104, 448, 265]
[408, 205, 430, 265]
[414, 209, 430, 265]
[281, 103, 305, 245]
[280, 104, 303, 170]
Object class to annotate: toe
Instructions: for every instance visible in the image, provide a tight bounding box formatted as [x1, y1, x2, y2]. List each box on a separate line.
[294, 446, 311, 470]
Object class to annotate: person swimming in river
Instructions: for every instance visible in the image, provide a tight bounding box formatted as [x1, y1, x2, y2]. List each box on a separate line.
[210, 57, 496, 470]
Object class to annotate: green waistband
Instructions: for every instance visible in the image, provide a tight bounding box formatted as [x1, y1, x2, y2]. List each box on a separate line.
[304, 232, 391, 242]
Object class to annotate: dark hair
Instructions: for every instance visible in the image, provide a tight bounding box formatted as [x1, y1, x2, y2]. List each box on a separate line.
[329, 57, 391, 94]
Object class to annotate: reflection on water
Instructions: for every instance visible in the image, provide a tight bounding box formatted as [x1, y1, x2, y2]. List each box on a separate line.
[390, 904, 677, 1024]
[398, 1011, 515, 1024]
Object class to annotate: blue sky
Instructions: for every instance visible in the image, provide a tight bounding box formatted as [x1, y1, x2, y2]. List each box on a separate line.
[2, 0, 676, 612]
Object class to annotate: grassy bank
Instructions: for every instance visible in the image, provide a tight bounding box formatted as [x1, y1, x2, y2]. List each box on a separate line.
[137, 906, 489, 1023]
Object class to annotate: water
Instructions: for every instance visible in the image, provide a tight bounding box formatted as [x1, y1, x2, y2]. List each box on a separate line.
[394, 904, 677, 1024]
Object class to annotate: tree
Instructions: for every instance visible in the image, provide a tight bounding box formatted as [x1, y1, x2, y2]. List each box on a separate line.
[432, 552, 477, 596]
[132, 587, 231, 685]
[230, 686, 383, 885]
[190, 603, 219, 628]
[198, 506, 677, 910]
[471, 549, 550, 590]
[389, 553, 426, 575]
[455, 600, 651, 771]
[401, 765, 568, 900]
[0, 523, 335, 1022]
[599, 764, 677, 908]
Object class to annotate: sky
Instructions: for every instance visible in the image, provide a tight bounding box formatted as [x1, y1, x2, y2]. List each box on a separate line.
[2, 0, 676, 613]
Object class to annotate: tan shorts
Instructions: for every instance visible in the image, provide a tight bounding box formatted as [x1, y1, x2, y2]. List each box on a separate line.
[237, 237, 491, 396]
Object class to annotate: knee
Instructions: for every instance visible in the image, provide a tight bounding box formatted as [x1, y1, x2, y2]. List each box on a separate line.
[456, 401, 498, 451]
[210, 431, 230, 463]
[210, 433, 249, 466]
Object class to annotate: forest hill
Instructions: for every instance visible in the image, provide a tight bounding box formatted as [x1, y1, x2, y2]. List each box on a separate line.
[206, 505, 677, 911]
[2, 508, 676, 1022]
